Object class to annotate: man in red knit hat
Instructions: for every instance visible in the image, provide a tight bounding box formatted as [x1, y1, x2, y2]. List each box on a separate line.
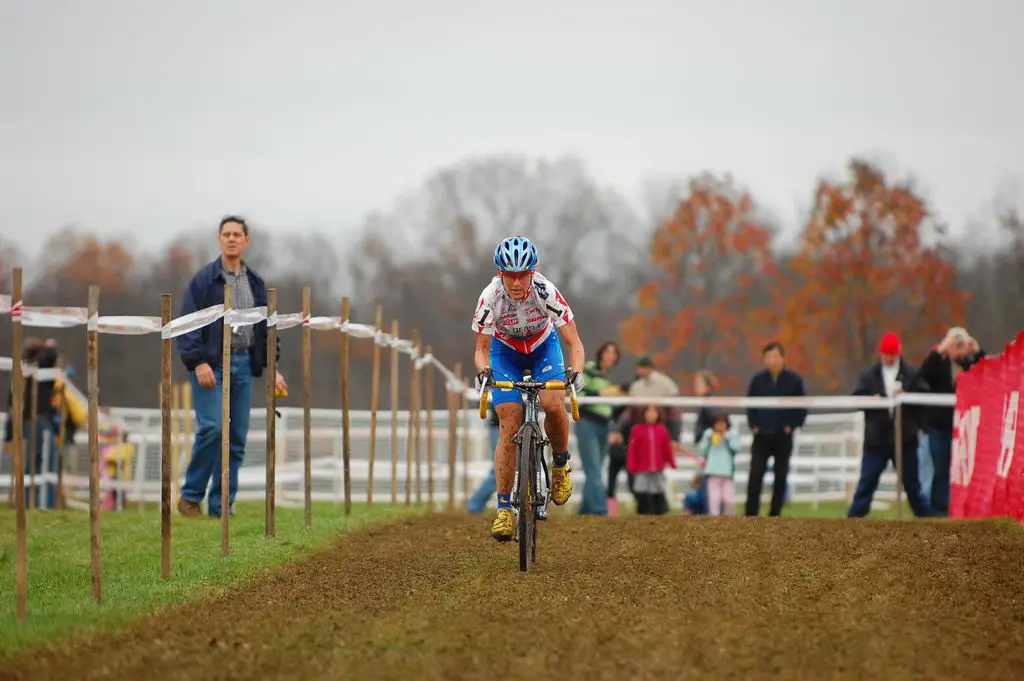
[847, 332, 931, 517]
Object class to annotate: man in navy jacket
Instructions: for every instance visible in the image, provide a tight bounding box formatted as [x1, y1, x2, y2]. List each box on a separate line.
[175, 216, 287, 518]
[745, 341, 807, 516]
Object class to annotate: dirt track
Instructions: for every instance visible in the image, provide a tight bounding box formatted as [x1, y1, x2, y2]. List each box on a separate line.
[3, 513, 1023, 680]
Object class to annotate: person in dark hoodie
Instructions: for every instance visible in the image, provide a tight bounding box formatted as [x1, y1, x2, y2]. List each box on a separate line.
[4, 337, 61, 509]
[916, 326, 984, 516]
[847, 332, 931, 518]
[744, 341, 807, 516]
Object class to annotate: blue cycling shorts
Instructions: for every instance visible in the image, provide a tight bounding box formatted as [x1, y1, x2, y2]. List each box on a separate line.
[489, 332, 566, 407]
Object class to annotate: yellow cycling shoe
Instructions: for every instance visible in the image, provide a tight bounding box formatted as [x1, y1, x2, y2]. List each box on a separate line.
[551, 463, 572, 506]
[491, 507, 515, 542]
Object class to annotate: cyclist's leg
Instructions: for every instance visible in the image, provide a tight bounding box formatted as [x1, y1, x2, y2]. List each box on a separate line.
[488, 340, 527, 541]
[532, 334, 573, 505]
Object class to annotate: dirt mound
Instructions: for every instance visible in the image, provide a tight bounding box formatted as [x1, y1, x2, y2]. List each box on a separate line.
[3, 514, 1023, 681]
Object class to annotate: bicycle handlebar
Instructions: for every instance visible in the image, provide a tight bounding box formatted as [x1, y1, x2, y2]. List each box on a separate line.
[478, 377, 580, 422]
[491, 379, 565, 390]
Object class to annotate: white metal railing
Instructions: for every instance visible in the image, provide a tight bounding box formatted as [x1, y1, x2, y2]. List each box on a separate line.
[0, 406, 906, 512]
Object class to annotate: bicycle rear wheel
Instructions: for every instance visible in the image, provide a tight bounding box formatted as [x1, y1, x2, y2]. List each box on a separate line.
[516, 427, 537, 572]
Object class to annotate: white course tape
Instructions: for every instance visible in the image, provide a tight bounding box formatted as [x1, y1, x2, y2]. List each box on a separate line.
[160, 304, 224, 339]
[22, 306, 90, 328]
[432, 357, 456, 384]
[306, 316, 341, 330]
[341, 321, 377, 339]
[273, 312, 305, 330]
[224, 306, 268, 327]
[90, 314, 164, 335]
[391, 338, 415, 354]
[0, 291, 468, 391]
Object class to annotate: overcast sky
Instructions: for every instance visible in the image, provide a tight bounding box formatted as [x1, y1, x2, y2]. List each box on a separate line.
[1, 0, 1021, 258]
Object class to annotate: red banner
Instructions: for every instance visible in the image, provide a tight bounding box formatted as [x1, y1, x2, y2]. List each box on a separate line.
[950, 331, 1024, 523]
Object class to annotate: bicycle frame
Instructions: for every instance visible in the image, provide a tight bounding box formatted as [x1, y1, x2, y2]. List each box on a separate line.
[478, 370, 580, 528]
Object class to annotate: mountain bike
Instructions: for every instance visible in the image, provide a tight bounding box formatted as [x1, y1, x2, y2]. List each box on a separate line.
[478, 369, 580, 572]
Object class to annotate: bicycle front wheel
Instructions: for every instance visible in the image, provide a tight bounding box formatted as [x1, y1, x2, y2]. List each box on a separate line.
[516, 426, 537, 572]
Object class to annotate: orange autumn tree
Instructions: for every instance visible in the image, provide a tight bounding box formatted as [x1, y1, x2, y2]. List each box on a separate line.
[782, 158, 969, 391]
[619, 172, 782, 392]
[35, 228, 136, 299]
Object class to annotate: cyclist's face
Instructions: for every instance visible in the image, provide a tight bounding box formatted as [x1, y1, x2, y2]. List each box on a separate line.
[500, 270, 533, 299]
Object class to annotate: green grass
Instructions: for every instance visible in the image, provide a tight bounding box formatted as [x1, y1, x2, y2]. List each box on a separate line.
[0, 500, 423, 655]
[780, 499, 911, 519]
[606, 496, 917, 519]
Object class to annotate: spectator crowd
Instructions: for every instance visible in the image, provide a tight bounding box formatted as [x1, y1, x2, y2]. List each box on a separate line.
[469, 326, 983, 520]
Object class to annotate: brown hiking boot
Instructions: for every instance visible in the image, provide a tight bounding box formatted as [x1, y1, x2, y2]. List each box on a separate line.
[177, 497, 202, 517]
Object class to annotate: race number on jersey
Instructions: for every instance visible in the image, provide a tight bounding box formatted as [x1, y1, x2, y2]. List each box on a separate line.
[471, 272, 573, 353]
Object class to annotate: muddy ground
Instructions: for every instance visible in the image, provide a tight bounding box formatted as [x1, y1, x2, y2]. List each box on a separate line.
[3, 513, 1023, 680]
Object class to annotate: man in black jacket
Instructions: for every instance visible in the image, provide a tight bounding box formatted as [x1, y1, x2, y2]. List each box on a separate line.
[745, 341, 807, 516]
[916, 326, 984, 516]
[847, 332, 931, 518]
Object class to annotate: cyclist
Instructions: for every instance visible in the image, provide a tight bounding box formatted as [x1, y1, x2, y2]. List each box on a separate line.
[471, 235, 586, 542]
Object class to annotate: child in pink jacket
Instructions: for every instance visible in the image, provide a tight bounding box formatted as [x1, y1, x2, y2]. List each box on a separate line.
[626, 404, 677, 515]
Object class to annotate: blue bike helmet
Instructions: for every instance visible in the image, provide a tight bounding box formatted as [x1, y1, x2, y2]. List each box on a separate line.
[493, 236, 539, 272]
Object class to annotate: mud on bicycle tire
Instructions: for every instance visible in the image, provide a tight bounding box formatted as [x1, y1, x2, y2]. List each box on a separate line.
[516, 426, 537, 572]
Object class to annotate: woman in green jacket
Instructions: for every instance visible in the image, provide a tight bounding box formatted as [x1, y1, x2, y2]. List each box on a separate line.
[574, 341, 624, 515]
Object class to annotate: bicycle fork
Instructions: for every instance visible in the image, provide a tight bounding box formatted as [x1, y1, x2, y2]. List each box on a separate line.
[510, 430, 553, 525]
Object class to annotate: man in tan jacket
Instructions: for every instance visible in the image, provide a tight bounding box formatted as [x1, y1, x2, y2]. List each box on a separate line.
[628, 355, 681, 440]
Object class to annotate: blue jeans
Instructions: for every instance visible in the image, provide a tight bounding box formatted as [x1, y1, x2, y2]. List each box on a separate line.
[574, 418, 609, 515]
[467, 425, 500, 513]
[928, 430, 952, 516]
[181, 352, 253, 516]
[847, 446, 930, 518]
[917, 432, 933, 507]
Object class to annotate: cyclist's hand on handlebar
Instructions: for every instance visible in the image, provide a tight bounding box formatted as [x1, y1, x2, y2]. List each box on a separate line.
[567, 368, 585, 394]
[475, 368, 492, 392]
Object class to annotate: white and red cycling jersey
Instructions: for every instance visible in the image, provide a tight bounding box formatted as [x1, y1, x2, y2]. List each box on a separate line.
[471, 272, 574, 353]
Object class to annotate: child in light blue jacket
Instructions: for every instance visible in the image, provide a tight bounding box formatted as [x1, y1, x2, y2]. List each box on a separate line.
[698, 412, 741, 516]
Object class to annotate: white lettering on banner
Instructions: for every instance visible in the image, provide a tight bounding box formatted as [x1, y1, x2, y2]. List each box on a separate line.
[952, 405, 980, 486]
[997, 391, 1019, 478]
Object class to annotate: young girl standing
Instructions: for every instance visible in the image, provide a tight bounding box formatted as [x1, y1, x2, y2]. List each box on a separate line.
[698, 412, 740, 516]
[626, 404, 677, 515]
